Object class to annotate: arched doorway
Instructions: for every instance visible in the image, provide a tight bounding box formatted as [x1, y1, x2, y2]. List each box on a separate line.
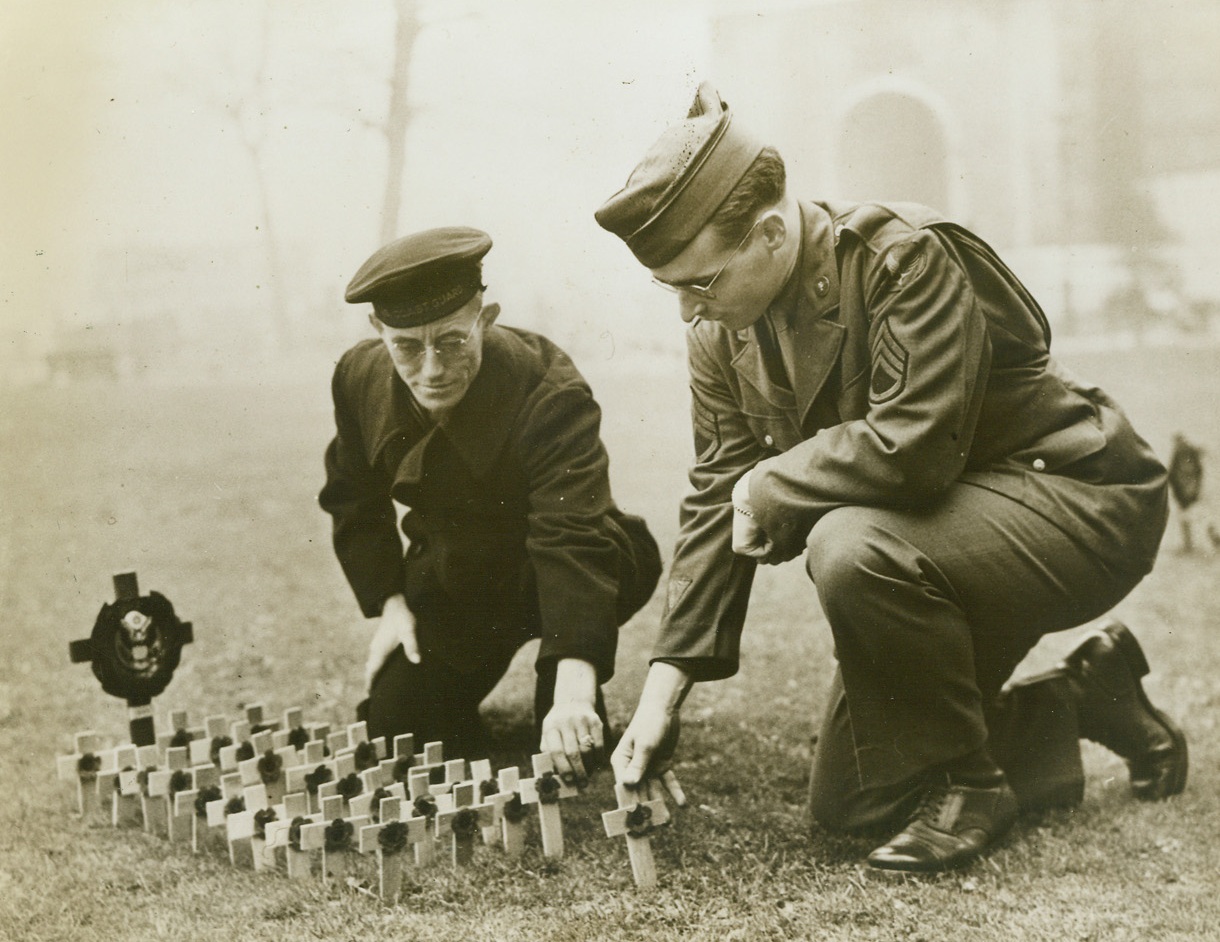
[835, 92, 950, 212]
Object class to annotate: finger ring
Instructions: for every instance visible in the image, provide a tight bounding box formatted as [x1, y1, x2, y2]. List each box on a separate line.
[579, 736, 595, 748]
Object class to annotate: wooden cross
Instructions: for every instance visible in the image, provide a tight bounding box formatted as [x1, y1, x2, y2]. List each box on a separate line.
[122, 746, 159, 829]
[159, 708, 199, 755]
[348, 773, 403, 820]
[357, 795, 425, 903]
[317, 755, 361, 817]
[164, 753, 195, 846]
[286, 761, 330, 815]
[406, 778, 440, 866]
[435, 781, 495, 866]
[184, 764, 224, 854]
[407, 764, 452, 800]
[602, 780, 672, 889]
[238, 745, 295, 805]
[494, 767, 528, 857]
[258, 793, 316, 880]
[468, 759, 505, 847]
[108, 744, 143, 827]
[518, 753, 579, 859]
[202, 714, 231, 767]
[141, 768, 173, 838]
[243, 702, 268, 732]
[56, 730, 104, 817]
[202, 770, 243, 849]
[298, 794, 370, 881]
[224, 783, 269, 869]
[381, 733, 416, 786]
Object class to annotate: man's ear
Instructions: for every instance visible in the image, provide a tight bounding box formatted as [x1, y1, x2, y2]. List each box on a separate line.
[368, 312, 384, 335]
[759, 211, 788, 252]
[480, 302, 502, 327]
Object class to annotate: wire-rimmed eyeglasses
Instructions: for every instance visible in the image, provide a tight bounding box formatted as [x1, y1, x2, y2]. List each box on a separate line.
[387, 317, 481, 366]
[651, 216, 764, 301]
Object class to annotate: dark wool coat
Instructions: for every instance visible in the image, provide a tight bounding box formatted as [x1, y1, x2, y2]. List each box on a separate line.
[656, 200, 1168, 679]
[320, 326, 657, 682]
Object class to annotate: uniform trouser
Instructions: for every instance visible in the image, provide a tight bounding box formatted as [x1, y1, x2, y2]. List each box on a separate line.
[804, 481, 1150, 834]
[358, 512, 662, 757]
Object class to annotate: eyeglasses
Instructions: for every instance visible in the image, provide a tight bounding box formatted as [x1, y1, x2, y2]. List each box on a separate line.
[388, 318, 481, 366]
[651, 216, 764, 301]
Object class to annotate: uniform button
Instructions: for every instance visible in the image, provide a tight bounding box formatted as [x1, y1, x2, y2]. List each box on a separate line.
[764, 434, 774, 447]
[815, 276, 830, 296]
[1032, 458, 1046, 471]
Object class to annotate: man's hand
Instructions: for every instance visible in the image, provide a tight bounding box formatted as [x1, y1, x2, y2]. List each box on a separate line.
[731, 468, 774, 559]
[611, 661, 692, 789]
[611, 702, 681, 789]
[364, 593, 419, 691]
[540, 658, 602, 788]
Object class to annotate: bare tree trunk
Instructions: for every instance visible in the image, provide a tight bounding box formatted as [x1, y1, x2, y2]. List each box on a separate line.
[379, 0, 421, 244]
[246, 2, 291, 348]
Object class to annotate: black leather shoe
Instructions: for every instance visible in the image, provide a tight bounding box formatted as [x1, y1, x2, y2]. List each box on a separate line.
[1060, 620, 1188, 801]
[867, 777, 1018, 873]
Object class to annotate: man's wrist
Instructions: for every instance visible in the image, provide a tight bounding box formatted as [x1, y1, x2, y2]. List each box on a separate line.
[732, 467, 757, 514]
[639, 661, 693, 714]
[553, 657, 598, 706]
[380, 593, 407, 615]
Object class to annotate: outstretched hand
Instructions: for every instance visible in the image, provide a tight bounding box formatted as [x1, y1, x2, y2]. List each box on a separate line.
[364, 593, 418, 691]
[611, 702, 681, 790]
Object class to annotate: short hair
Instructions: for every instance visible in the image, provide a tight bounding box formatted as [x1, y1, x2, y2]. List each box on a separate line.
[707, 147, 787, 245]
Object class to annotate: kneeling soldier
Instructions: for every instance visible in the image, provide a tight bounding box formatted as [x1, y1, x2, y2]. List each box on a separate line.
[599, 84, 1187, 872]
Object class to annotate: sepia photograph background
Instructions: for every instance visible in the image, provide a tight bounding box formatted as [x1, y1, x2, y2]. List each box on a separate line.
[3, 2, 1219, 940]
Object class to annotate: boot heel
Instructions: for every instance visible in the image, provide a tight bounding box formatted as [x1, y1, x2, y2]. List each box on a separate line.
[1104, 620, 1151, 679]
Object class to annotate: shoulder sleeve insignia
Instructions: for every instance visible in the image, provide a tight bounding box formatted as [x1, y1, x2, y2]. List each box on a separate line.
[883, 241, 927, 288]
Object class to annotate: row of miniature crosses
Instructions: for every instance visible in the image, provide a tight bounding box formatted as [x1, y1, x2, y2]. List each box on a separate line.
[56, 704, 681, 896]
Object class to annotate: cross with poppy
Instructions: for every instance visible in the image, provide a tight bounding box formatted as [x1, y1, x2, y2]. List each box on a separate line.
[602, 779, 672, 889]
[518, 752, 579, 859]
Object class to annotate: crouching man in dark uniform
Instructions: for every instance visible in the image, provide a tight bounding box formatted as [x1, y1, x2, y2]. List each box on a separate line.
[320, 227, 661, 782]
[596, 84, 1187, 872]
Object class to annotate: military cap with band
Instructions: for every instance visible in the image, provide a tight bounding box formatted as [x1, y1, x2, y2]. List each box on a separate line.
[595, 82, 765, 268]
[346, 226, 492, 328]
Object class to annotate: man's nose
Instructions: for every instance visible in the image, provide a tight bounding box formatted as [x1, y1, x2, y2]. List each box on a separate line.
[679, 293, 706, 323]
[418, 346, 447, 375]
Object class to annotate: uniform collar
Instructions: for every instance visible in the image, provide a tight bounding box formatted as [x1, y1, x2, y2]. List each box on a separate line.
[728, 202, 844, 423]
[794, 201, 840, 321]
[786, 202, 845, 425]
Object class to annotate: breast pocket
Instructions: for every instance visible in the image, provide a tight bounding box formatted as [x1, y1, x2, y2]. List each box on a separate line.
[739, 386, 795, 452]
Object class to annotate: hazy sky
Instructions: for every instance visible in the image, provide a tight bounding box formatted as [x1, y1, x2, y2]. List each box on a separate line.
[7, 0, 1218, 368]
[2, 0, 717, 356]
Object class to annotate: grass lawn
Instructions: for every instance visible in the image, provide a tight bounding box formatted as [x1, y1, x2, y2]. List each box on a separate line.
[1, 343, 1217, 941]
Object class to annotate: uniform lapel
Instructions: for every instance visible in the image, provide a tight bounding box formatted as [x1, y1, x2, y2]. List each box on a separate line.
[787, 203, 844, 429]
[729, 335, 791, 408]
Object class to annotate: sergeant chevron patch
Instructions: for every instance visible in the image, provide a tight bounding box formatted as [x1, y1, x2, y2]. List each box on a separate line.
[870, 318, 908, 404]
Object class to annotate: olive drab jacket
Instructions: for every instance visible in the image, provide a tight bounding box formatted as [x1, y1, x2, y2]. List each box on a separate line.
[320, 326, 659, 681]
[656, 200, 1168, 680]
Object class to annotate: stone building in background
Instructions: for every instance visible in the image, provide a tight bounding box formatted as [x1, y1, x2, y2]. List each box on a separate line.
[710, 0, 1220, 336]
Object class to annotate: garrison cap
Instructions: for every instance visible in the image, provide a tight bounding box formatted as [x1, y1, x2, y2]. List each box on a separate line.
[345, 226, 492, 328]
[595, 82, 765, 268]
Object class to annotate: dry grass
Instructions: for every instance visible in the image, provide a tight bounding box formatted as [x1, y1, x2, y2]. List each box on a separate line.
[1, 344, 1217, 941]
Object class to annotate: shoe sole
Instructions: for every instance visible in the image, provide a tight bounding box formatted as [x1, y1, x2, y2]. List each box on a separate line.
[1101, 621, 1189, 800]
